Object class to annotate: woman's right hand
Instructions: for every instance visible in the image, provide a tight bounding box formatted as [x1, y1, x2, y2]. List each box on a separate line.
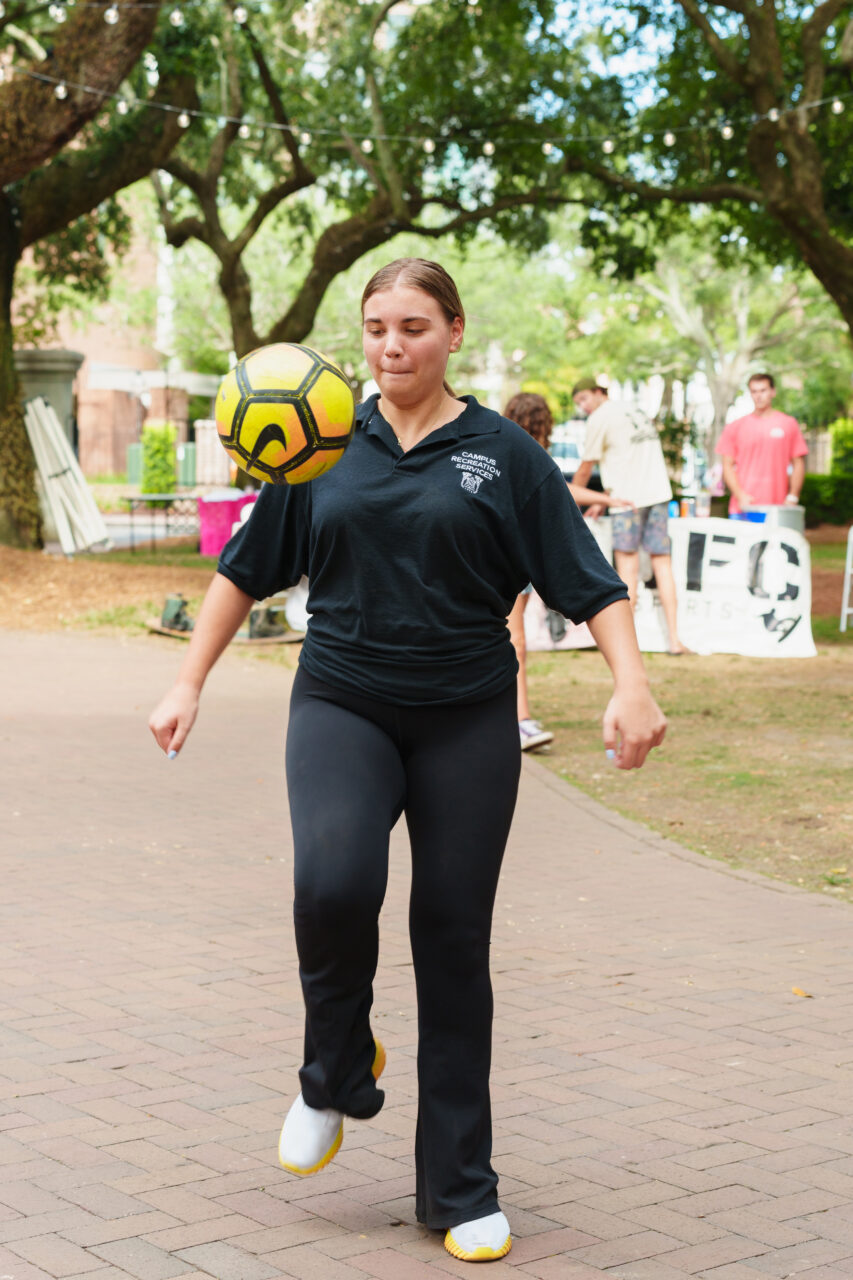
[148, 682, 200, 757]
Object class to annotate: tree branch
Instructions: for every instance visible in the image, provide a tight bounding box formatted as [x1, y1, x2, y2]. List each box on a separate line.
[233, 170, 316, 255]
[675, 0, 748, 84]
[801, 0, 848, 103]
[0, 0, 161, 187]
[562, 154, 763, 206]
[17, 73, 196, 247]
[242, 17, 308, 177]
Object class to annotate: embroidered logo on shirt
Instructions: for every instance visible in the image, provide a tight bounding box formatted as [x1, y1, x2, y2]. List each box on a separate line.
[452, 451, 501, 493]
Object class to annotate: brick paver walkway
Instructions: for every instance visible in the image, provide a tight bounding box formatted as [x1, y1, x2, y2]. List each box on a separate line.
[2, 630, 852, 1280]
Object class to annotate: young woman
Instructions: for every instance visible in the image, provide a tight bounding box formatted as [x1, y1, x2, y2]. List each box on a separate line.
[503, 391, 634, 752]
[149, 259, 666, 1263]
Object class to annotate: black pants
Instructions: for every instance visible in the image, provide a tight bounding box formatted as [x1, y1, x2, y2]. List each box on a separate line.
[286, 667, 521, 1229]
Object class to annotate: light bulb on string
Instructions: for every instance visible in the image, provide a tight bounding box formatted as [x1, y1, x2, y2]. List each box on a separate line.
[177, 110, 191, 128]
[216, 115, 227, 128]
[663, 130, 676, 146]
[721, 122, 734, 139]
[234, 4, 248, 22]
[116, 97, 130, 115]
[49, 4, 67, 21]
[483, 140, 495, 155]
[542, 141, 553, 155]
[169, 7, 183, 26]
[768, 107, 780, 122]
[361, 138, 374, 153]
[238, 121, 251, 139]
[104, 5, 119, 23]
[55, 82, 68, 99]
[831, 98, 844, 114]
[299, 129, 312, 145]
[602, 137, 615, 153]
[422, 137, 435, 153]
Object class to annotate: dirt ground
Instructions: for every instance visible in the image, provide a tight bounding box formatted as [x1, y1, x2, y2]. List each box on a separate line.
[0, 525, 847, 631]
[0, 545, 217, 630]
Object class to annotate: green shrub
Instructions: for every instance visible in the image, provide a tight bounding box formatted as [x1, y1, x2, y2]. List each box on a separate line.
[140, 421, 177, 494]
[800, 473, 853, 526]
[829, 417, 853, 476]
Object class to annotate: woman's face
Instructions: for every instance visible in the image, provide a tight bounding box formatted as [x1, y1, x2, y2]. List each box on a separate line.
[362, 282, 463, 407]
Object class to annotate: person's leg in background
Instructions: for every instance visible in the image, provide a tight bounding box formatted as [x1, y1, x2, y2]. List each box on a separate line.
[611, 507, 642, 609]
[649, 554, 690, 654]
[507, 589, 553, 751]
[644, 502, 692, 655]
[403, 683, 520, 1258]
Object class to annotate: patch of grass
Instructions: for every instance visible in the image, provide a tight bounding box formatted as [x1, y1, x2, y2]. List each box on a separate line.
[78, 603, 153, 631]
[527, 643, 853, 901]
[810, 543, 848, 571]
[81, 547, 217, 572]
[811, 615, 853, 645]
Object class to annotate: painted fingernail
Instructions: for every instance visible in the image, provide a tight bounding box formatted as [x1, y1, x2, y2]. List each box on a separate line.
[167, 749, 178, 760]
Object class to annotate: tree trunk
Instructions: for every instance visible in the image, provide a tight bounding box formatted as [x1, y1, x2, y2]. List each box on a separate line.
[748, 123, 853, 344]
[266, 203, 401, 346]
[0, 194, 41, 549]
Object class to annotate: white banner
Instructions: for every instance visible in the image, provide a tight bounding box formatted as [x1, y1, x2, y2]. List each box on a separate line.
[525, 515, 816, 659]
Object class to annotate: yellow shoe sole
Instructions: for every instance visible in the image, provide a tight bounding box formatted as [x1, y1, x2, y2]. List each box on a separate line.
[444, 1228, 512, 1262]
[279, 1039, 386, 1177]
[279, 1121, 343, 1177]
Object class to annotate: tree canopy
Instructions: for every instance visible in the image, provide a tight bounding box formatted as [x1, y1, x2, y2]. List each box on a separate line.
[555, 1, 853, 335]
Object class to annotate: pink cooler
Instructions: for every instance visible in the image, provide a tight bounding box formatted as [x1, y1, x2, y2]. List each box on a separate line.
[198, 491, 258, 556]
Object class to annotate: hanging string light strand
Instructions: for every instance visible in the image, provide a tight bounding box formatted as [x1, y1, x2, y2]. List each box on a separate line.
[3, 60, 851, 153]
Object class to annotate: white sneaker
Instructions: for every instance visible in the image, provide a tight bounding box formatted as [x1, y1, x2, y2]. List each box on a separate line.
[519, 718, 553, 751]
[278, 1039, 386, 1177]
[445, 1210, 512, 1261]
[278, 1094, 343, 1176]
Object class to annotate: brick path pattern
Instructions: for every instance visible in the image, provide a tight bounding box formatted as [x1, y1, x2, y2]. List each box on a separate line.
[1, 631, 852, 1280]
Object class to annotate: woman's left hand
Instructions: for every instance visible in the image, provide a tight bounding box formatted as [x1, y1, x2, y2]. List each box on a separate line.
[602, 685, 667, 770]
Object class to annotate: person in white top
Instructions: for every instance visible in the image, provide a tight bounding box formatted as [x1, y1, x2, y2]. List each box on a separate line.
[571, 379, 691, 656]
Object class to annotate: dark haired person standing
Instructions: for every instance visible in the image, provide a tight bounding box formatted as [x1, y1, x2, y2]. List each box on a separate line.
[150, 260, 667, 1263]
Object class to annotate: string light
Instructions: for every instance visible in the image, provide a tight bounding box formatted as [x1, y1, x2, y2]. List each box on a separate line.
[104, 5, 119, 22]
[48, 3, 67, 21]
[233, 4, 248, 21]
[8, 61, 853, 157]
[169, 7, 183, 25]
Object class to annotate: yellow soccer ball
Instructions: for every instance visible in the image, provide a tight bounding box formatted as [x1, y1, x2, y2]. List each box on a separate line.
[215, 342, 356, 484]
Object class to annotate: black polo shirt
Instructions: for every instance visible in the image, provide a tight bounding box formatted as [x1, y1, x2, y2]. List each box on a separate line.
[218, 394, 627, 705]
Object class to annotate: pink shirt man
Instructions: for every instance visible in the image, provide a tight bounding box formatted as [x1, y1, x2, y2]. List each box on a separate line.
[715, 376, 808, 515]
